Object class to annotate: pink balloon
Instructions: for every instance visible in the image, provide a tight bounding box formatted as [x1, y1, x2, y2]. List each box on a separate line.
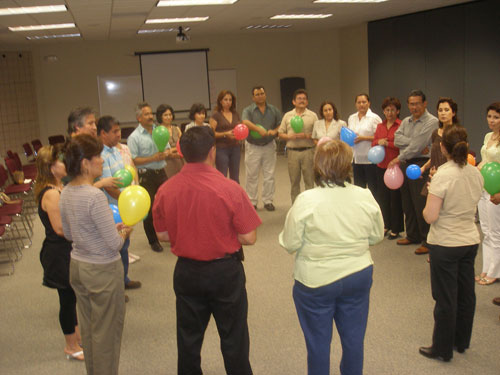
[176, 139, 183, 158]
[384, 165, 404, 190]
[233, 124, 249, 140]
[317, 136, 332, 146]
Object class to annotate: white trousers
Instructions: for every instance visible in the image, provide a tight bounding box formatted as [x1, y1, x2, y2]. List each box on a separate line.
[478, 191, 500, 278]
[244, 141, 276, 205]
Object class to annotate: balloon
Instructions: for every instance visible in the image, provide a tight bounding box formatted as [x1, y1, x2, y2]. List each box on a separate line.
[290, 116, 304, 133]
[113, 168, 133, 188]
[367, 145, 385, 164]
[233, 124, 249, 140]
[124, 164, 137, 181]
[384, 165, 404, 190]
[406, 164, 422, 180]
[176, 139, 183, 158]
[152, 125, 170, 152]
[467, 154, 476, 166]
[481, 161, 500, 196]
[250, 124, 266, 139]
[118, 185, 151, 226]
[109, 204, 122, 224]
[317, 136, 332, 146]
[340, 127, 356, 146]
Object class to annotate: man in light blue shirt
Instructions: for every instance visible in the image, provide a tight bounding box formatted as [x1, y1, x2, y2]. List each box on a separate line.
[98, 115, 141, 292]
[127, 102, 176, 252]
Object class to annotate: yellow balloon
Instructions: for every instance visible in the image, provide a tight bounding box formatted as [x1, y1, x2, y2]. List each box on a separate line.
[118, 185, 151, 226]
[124, 164, 137, 181]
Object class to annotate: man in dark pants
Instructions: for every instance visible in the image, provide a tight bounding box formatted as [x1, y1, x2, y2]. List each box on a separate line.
[128, 102, 177, 252]
[153, 126, 261, 375]
[391, 90, 438, 255]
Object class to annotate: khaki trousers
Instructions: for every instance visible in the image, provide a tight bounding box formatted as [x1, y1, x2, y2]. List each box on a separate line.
[287, 148, 315, 203]
[70, 259, 125, 375]
[245, 141, 277, 205]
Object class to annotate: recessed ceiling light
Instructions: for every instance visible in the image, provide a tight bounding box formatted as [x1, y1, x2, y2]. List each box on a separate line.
[271, 14, 332, 20]
[313, 0, 387, 3]
[146, 17, 209, 23]
[9, 23, 76, 32]
[138, 27, 191, 34]
[245, 24, 292, 30]
[26, 33, 80, 40]
[157, 0, 238, 6]
[0, 5, 67, 16]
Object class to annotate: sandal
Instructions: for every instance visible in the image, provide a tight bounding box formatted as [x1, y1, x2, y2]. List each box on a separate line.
[475, 273, 486, 282]
[478, 277, 498, 286]
[65, 350, 84, 361]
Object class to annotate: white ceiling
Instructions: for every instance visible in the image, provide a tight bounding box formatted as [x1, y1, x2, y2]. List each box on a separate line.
[0, 0, 474, 44]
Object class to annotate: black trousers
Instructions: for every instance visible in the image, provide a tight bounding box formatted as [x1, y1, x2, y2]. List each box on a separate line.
[173, 256, 252, 375]
[428, 243, 478, 358]
[400, 159, 429, 244]
[56, 287, 78, 335]
[138, 168, 167, 245]
[353, 163, 377, 198]
[375, 167, 404, 233]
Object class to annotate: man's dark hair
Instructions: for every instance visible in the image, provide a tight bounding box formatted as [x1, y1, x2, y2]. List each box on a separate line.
[180, 126, 215, 163]
[67, 107, 95, 136]
[97, 115, 118, 135]
[293, 88, 308, 101]
[251, 85, 265, 95]
[407, 89, 426, 102]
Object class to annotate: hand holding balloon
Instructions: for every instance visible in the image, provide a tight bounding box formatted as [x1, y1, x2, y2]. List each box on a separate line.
[116, 223, 133, 239]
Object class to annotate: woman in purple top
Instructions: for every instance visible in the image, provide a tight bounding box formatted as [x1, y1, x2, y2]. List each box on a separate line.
[209, 90, 242, 183]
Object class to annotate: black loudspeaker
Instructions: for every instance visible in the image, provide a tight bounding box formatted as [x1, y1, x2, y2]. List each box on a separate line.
[280, 77, 306, 113]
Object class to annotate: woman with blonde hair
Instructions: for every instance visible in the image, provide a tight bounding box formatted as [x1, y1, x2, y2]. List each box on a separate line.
[280, 139, 384, 375]
[35, 144, 83, 361]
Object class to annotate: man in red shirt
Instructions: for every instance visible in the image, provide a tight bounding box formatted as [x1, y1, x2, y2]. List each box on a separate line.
[153, 126, 261, 375]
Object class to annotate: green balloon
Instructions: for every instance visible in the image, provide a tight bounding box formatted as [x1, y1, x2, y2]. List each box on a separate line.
[290, 116, 304, 133]
[113, 169, 133, 188]
[250, 124, 266, 139]
[152, 125, 170, 152]
[481, 162, 500, 196]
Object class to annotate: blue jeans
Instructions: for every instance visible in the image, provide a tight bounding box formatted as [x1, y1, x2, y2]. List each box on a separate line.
[216, 146, 241, 183]
[120, 238, 130, 285]
[293, 266, 373, 375]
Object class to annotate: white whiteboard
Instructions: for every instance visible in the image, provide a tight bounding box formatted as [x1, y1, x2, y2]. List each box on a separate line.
[97, 75, 143, 124]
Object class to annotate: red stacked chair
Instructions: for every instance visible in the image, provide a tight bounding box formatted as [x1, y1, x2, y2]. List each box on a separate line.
[22, 143, 36, 163]
[31, 139, 42, 155]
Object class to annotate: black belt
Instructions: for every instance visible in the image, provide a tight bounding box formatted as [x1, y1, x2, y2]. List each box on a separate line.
[404, 157, 428, 164]
[287, 147, 313, 152]
[178, 248, 244, 264]
[138, 168, 165, 175]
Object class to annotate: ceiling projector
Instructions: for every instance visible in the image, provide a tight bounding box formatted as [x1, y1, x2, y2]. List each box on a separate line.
[176, 26, 190, 43]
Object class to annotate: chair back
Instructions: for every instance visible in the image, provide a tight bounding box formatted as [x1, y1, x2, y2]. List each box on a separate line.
[6, 150, 14, 159]
[12, 153, 23, 170]
[48, 135, 65, 145]
[0, 164, 8, 186]
[22, 143, 34, 159]
[4, 158, 19, 176]
[31, 139, 42, 155]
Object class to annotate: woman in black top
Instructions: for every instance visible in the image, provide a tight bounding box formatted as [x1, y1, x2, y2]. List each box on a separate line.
[35, 144, 83, 361]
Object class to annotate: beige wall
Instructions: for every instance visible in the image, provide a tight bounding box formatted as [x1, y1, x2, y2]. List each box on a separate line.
[340, 23, 370, 119]
[2, 26, 368, 144]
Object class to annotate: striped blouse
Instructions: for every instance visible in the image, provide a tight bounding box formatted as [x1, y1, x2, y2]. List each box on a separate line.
[60, 184, 123, 264]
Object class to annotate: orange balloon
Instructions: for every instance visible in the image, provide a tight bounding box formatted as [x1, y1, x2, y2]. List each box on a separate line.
[467, 154, 476, 166]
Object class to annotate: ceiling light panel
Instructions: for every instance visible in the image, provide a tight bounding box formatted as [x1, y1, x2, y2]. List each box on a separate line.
[157, 0, 238, 5]
[9, 23, 76, 32]
[271, 14, 332, 20]
[138, 27, 191, 34]
[313, 0, 387, 3]
[26, 33, 81, 40]
[146, 17, 209, 23]
[245, 24, 292, 30]
[0, 5, 67, 16]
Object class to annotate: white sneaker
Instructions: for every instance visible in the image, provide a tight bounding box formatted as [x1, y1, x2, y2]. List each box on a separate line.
[129, 253, 141, 260]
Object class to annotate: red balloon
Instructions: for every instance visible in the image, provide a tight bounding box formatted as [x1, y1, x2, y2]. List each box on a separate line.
[233, 124, 249, 140]
[176, 140, 183, 158]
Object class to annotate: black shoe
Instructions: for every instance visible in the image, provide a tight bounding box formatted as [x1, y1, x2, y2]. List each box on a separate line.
[388, 232, 400, 240]
[419, 346, 451, 362]
[264, 203, 275, 211]
[125, 280, 142, 289]
[455, 346, 466, 354]
[151, 242, 163, 252]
